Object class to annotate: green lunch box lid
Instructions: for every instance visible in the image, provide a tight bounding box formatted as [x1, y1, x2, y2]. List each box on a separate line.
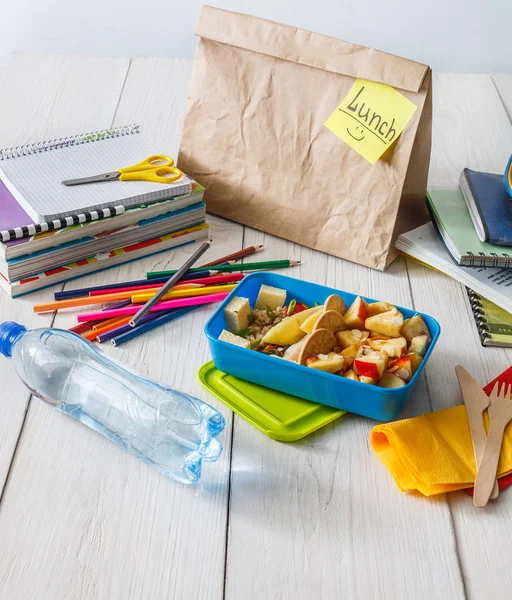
[198, 361, 346, 442]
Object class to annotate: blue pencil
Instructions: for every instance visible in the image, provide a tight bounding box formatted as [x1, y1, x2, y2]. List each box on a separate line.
[111, 306, 198, 346]
[53, 270, 216, 301]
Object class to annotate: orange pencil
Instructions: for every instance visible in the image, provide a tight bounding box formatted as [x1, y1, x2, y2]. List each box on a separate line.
[92, 316, 124, 330]
[82, 329, 101, 342]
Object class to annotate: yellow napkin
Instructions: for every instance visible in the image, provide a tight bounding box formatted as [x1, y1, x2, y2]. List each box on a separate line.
[370, 405, 512, 496]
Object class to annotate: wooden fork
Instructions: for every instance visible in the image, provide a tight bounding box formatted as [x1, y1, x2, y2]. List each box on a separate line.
[455, 366, 499, 499]
[474, 382, 512, 507]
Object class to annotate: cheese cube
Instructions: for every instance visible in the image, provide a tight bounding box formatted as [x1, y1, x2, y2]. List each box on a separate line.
[224, 296, 251, 333]
[218, 329, 251, 348]
[255, 284, 287, 310]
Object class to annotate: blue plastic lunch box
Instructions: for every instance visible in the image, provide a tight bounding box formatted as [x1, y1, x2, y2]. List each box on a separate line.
[204, 272, 441, 421]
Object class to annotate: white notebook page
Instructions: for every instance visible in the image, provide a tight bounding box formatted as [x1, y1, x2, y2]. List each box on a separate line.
[396, 222, 512, 314]
[0, 131, 191, 222]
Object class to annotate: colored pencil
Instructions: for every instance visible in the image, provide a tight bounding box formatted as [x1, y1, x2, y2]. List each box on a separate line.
[130, 242, 211, 327]
[112, 306, 198, 347]
[53, 270, 218, 301]
[69, 300, 130, 334]
[198, 245, 264, 268]
[88, 273, 245, 297]
[33, 283, 204, 313]
[97, 310, 169, 343]
[131, 283, 236, 304]
[77, 292, 229, 322]
[92, 316, 134, 340]
[93, 315, 133, 335]
[69, 322, 98, 334]
[146, 260, 300, 279]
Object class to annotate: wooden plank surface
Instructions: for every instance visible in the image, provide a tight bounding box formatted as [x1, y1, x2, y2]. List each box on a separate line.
[0, 53, 130, 499]
[0, 57, 241, 600]
[493, 74, 512, 121]
[0, 56, 512, 600]
[407, 73, 512, 599]
[225, 234, 465, 600]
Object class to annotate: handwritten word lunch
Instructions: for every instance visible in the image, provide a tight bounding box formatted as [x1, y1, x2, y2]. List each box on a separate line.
[342, 86, 397, 144]
[324, 78, 418, 164]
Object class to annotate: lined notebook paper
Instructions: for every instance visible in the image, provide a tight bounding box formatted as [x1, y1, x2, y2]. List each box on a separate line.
[0, 125, 192, 222]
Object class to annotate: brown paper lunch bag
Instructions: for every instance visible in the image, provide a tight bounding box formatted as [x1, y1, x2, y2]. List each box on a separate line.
[178, 6, 432, 271]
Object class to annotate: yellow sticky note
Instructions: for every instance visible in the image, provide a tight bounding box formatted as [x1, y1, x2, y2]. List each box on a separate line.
[324, 79, 418, 164]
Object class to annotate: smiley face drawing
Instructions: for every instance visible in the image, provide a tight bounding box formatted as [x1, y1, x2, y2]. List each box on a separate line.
[346, 125, 365, 142]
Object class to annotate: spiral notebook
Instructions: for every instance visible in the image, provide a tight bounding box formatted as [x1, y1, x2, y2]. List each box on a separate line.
[466, 289, 512, 348]
[0, 125, 192, 222]
[427, 188, 512, 268]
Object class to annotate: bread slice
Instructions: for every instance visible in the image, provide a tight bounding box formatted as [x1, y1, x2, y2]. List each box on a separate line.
[255, 284, 287, 310]
[219, 329, 251, 348]
[224, 296, 251, 333]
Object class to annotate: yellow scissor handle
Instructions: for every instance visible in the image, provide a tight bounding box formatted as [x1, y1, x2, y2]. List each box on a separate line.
[119, 166, 183, 184]
[118, 155, 176, 173]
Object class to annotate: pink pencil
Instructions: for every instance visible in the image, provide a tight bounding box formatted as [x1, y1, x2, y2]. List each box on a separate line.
[88, 273, 245, 297]
[77, 292, 230, 322]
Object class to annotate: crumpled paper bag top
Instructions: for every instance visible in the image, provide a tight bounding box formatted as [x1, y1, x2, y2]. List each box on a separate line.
[178, 6, 432, 270]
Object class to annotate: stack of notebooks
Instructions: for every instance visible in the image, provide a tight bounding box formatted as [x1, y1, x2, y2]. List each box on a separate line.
[0, 125, 209, 297]
[396, 166, 512, 348]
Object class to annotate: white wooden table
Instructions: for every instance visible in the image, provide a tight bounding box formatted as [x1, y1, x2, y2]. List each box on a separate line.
[1, 55, 512, 600]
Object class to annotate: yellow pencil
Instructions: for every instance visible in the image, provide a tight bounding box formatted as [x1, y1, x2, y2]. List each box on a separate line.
[131, 283, 237, 304]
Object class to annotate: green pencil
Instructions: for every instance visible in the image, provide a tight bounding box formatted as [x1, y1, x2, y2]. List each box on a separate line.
[146, 259, 300, 279]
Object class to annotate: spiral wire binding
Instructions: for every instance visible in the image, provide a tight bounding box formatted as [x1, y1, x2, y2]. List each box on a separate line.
[466, 251, 512, 268]
[0, 124, 140, 161]
[466, 288, 491, 342]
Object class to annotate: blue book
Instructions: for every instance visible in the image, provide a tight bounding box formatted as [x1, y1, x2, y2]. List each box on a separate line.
[460, 168, 512, 245]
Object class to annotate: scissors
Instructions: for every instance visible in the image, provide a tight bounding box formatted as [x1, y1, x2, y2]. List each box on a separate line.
[505, 154, 512, 198]
[62, 155, 182, 186]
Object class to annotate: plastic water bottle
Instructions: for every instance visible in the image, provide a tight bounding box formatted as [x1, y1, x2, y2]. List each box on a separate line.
[0, 321, 225, 484]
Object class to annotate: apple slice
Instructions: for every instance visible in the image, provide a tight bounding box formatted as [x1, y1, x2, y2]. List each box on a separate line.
[262, 305, 322, 345]
[336, 329, 370, 349]
[408, 352, 423, 374]
[408, 334, 429, 356]
[343, 369, 359, 381]
[400, 314, 432, 342]
[300, 310, 323, 334]
[360, 376, 379, 385]
[344, 296, 368, 329]
[368, 336, 407, 358]
[341, 345, 359, 358]
[367, 301, 394, 316]
[354, 351, 388, 379]
[387, 356, 412, 381]
[324, 294, 347, 315]
[306, 352, 345, 373]
[365, 308, 403, 338]
[379, 372, 407, 388]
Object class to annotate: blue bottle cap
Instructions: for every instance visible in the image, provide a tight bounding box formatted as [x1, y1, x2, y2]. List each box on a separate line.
[0, 321, 27, 358]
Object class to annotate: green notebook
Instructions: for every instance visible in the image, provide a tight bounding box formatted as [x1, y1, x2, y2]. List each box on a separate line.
[467, 289, 512, 347]
[427, 189, 512, 267]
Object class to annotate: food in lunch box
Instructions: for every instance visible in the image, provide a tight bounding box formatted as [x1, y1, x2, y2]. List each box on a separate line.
[255, 284, 287, 310]
[219, 329, 251, 348]
[218, 286, 432, 387]
[224, 296, 251, 333]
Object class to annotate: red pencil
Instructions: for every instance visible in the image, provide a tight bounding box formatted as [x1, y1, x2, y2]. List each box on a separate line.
[88, 273, 245, 297]
[199, 245, 264, 268]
